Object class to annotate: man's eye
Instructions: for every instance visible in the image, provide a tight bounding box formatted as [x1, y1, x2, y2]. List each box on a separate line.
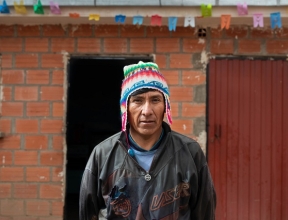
[133, 99, 142, 103]
[152, 99, 160, 102]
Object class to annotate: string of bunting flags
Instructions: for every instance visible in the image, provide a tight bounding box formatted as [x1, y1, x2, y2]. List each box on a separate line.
[0, 0, 286, 30]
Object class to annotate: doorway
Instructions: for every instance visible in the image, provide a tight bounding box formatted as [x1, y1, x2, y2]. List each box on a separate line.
[64, 56, 153, 220]
[207, 58, 288, 220]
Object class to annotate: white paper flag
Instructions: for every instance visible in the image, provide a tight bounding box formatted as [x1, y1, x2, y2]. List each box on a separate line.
[184, 17, 195, 27]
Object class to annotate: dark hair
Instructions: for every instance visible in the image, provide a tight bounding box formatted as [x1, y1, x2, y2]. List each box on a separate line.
[130, 88, 157, 97]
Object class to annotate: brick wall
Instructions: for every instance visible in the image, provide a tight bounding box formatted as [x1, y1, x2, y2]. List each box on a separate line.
[0, 24, 287, 219]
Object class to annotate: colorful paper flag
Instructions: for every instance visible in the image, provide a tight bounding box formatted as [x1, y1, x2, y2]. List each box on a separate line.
[270, 12, 282, 28]
[34, 0, 44, 14]
[133, 16, 143, 25]
[69, 13, 80, 18]
[151, 14, 162, 26]
[115, 14, 126, 23]
[253, 13, 263, 27]
[0, 0, 10, 14]
[168, 17, 177, 31]
[237, 3, 248, 15]
[184, 17, 195, 27]
[221, 15, 231, 30]
[201, 4, 212, 17]
[14, 0, 26, 14]
[89, 14, 100, 21]
[50, 1, 61, 15]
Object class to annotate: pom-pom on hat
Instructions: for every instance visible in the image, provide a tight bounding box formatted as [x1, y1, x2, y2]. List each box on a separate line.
[120, 61, 172, 131]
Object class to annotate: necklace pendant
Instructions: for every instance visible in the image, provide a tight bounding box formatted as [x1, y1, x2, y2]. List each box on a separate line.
[144, 173, 151, 181]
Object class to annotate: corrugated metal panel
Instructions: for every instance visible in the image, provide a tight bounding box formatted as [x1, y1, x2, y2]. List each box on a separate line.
[208, 59, 288, 220]
[6, 0, 94, 6]
[219, 0, 277, 5]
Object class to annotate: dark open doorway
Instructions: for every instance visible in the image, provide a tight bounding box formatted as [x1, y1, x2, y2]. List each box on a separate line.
[64, 56, 153, 220]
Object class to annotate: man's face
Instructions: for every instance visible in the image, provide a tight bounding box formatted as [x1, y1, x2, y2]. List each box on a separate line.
[128, 90, 165, 138]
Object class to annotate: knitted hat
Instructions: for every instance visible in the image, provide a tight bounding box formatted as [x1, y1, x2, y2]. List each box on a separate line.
[120, 61, 172, 131]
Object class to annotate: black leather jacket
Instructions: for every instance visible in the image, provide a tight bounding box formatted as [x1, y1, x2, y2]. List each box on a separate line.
[79, 122, 216, 219]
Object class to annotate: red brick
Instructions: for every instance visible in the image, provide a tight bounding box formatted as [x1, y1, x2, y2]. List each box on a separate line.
[251, 28, 274, 38]
[25, 38, 48, 52]
[69, 24, 93, 37]
[130, 38, 154, 53]
[183, 39, 206, 53]
[26, 102, 50, 117]
[52, 167, 63, 181]
[26, 70, 49, 84]
[161, 70, 179, 85]
[13, 217, 38, 220]
[95, 25, 119, 37]
[0, 25, 14, 36]
[0, 183, 11, 198]
[17, 25, 40, 36]
[0, 216, 11, 220]
[26, 200, 50, 216]
[170, 102, 179, 117]
[2, 86, 12, 101]
[43, 25, 65, 37]
[41, 86, 63, 101]
[155, 54, 167, 69]
[171, 119, 193, 135]
[0, 135, 21, 149]
[77, 38, 101, 53]
[41, 54, 63, 68]
[120, 25, 145, 37]
[53, 102, 64, 117]
[210, 39, 234, 54]
[26, 167, 50, 182]
[15, 54, 38, 68]
[275, 27, 288, 38]
[170, 87, 193, 102]
[210, 27, 223, 38]
[52, 135, 63, 150]
[14, 151, 38, 165]
[25, 135, 48, 150]
[0, 151, 12, 166]
[182, 103, 205, 117]
[1, 102, 23, 116]
[52, 201, 64, 216]
[169, 54, 193, 68]
[0, 38, 22, 52]
[51, 38, 75, 52]
[182, 70, 206, 85]
[40, 152, 63, 166]
[225, 26, 248, 38]
[14, 184, 38, 198]
[15, 86, 38, 101]
[40, 119, 63, 134]
[15, 119, 38, 133]
[39, 217, 63, 220]
[2, 70, 24, 84]
[0, 200, 24, 216]
[238, 39, 261, 54]
[52, 70, 64, 85]
[147, 26, 170, 37]
[104, 38, 128, 53]
[0, 118, 12, 133]
[171, 26, 197, 38]
[156, 38, 180, 53]
[0, 167, 24, 181]
[2, 54, 13, 68]
[40, 184, 62, 199]
[266, 40, 288, 54]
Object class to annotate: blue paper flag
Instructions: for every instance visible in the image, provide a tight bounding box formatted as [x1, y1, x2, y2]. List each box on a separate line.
[115, 14, 126, 23]
[133, 16, 143, 25]
[270, 12, 282, 28]
[168, 17, 178, 31]
[0, 0, 10, 14]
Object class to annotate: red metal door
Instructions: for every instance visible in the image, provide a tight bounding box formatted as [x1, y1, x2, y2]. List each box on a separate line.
[208, 59, 288, 220]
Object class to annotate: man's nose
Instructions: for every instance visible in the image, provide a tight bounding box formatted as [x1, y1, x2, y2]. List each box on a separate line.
[142, 101, 153, 115]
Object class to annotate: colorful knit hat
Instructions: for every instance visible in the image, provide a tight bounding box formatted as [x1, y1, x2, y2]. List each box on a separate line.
[120, 61, 172, 131]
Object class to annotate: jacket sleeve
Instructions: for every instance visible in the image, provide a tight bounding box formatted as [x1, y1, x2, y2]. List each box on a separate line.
[79, 149, 105, 220]
[190, 164, 216, 220]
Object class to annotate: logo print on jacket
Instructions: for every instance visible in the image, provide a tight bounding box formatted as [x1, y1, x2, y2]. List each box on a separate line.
[110, 197, 131, 218]
[150, 182, 190, 211]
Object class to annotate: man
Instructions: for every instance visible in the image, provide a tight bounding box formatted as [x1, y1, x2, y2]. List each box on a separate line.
[79, 61, 216, 219]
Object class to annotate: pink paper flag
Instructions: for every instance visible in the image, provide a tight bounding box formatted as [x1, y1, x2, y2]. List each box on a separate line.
[151, 15, 162, 26]
[253, 13, 263, 27]
[50, 1, 61, 15]
[237, 3, 248, 15]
